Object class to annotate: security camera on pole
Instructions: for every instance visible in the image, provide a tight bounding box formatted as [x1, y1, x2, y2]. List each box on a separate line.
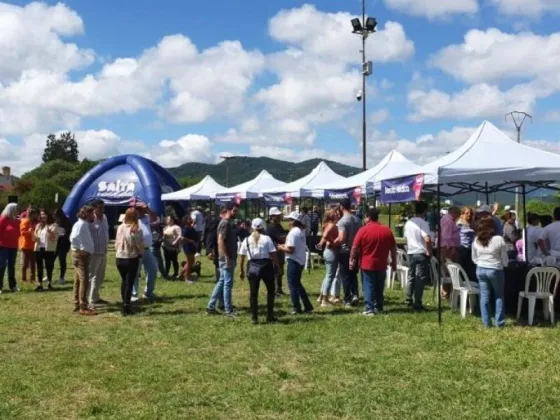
[351, 1, 377, 171]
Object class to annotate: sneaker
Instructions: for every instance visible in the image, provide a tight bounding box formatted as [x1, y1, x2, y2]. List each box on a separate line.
[47, 283, 53, 291]
[59, 278, 65, 285]
[362, 310, 375, 316]
[226, 312, 237, 319]
[0, 290, 3, 295]
[344, 302, 352, 308]
[320, 301, 332, 308]
[34, 285, 44, 292]
[10, 287, 18, 293]
[131, 296, 139, 303]
[79, 308, 97, 316]
[316, 294, 323, 303]
[351, 296, 359, 306]
[206, 308, 218, 315]
[329, 297, 341, 304]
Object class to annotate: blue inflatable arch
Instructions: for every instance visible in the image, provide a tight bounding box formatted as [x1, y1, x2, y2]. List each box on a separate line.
[63, 154, 182, 220]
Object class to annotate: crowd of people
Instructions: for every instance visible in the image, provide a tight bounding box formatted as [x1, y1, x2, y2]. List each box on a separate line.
[1, 197, 560, 326]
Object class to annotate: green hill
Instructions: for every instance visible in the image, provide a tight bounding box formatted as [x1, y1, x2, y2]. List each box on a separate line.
[168, 156, 360, 186]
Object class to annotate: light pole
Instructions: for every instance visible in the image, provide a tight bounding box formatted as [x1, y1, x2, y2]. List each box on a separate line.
[351, 2, 377, 172]
[505, 111, 532, 213]
[220, 155, 236, 187]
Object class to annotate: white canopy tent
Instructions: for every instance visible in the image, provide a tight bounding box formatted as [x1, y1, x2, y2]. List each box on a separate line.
[261, 161, 347, 198]
[314, 150, 428, 194]
[214, 170, 286, 199]
[161, 175, 225, 201]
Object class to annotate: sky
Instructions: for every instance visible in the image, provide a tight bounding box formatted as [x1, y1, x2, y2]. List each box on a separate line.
[2, 0, 560, 175]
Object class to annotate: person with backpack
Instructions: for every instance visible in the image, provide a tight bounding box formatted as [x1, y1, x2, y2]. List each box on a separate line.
[239, 218, 278, 324]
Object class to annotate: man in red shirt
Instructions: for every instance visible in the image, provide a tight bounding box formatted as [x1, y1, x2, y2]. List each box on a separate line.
[350, 208, 397, 315]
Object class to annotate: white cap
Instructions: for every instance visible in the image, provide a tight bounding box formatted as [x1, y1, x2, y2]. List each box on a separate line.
[251, 218, 265, 230]
[504, 205, 512, 211]
[269, 207, 282, 216]
[286, 211, 304, 223]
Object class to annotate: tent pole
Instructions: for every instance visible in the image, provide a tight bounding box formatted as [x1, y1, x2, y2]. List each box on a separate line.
[388, 203, 392, 229]
[436, 183, 442, 326]
[522, 184, 528, 263]
[485, 182, 489, 205]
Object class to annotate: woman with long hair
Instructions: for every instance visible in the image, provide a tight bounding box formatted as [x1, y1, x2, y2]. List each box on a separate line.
[0, 203, 20, 293]
[162, 215, 181, 279]
[54, 208, 72, 284]
[317, 209, 340, 307]
[33, 210, 59, 291]
[180, 215, 198, 283]
[457, 207, 476, 281]
[19, 207, 38, 283]
[278, 212, 313, 315]
[472, 216, 509, 328]
[239, 218, 279, 324]
[115, 208, 144, 316]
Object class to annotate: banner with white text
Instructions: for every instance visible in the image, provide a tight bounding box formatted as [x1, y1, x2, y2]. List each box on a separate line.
[380, 174, 424, 204]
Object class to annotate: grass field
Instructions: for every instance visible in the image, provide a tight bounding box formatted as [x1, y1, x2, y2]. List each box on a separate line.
[1, 251, 560, 420]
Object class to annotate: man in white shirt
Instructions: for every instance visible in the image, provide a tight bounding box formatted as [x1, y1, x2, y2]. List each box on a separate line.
[538, 207, 560, 260]
[88, 200, 109, 308]
[191, 206, 204, 254]
[403, 201, 432, 311]
[70, 205, 96, 316]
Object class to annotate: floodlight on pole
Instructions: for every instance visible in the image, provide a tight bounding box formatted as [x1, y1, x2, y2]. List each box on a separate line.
[350, 0, 377, 172]
[220, 155, 236, 187]
[505, 111, 532, 215]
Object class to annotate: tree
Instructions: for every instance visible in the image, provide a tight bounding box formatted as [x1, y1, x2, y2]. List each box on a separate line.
[20, 180, 68, 213]
[42, 132, 79, 163]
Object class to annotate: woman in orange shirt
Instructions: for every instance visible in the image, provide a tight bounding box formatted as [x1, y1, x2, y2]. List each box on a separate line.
[19, 208, 39, 283]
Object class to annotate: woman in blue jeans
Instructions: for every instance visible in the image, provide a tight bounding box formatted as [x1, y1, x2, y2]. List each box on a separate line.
[471, 216, 509, 328]
[317, 209, 340, 307]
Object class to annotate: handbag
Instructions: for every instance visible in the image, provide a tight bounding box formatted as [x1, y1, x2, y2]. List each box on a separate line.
[245, 238, 270, 277]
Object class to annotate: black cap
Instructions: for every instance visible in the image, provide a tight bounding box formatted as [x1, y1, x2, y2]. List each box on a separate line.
[340, 198, 351, 210]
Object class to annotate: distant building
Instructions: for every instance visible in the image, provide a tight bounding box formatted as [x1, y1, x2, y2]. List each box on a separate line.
[0, 167, 15, 191]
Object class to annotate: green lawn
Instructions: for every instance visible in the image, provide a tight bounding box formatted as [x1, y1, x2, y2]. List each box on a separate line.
[1, 251, 560, 419]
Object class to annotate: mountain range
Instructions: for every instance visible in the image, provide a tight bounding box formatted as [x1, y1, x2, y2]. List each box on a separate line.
[168, 156, 360, 186]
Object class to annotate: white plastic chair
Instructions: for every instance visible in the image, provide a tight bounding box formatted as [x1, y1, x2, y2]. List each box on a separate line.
[517, 267, 559, 326]
[397, 249, 408, 267]
[430, 257, 452, 302]
[447, 262, 480, 318]
[386, 265, 394, 288]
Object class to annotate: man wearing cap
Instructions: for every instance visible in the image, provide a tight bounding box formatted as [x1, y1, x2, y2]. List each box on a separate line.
[335, 198, 361, 306]
[207, 202, 238, 317]
[476, 204, 503, 236]
[266, 207, 287, 296]
[132, 203, 158, 302]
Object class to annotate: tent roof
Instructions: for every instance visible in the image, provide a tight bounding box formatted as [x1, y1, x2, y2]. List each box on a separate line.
[427, 120, 560, 184]
[161, 175, 225, 201]
[315, 150, 426, 193]
[215, 170, 286, 199]
[261, 161, 346, 198]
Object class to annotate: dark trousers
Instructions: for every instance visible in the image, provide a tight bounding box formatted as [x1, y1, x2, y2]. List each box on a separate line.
[163, 247, 179, 278]
[116, 257, 140, 310]
[0, 247, 17, 290]
[458, 246, 476, 282]
[195, 231, 203, 253]
[286, 259, 313, 313]
[362, 270, 386, 312]
[56, 244, 70, 279]
[151, 244, 166, 277]
[275, 253, 285, 293]
[338, 252, 359, 303]
[36, 248, 55, 285]
[406, 254, 430, 308]
[248, 262, 275, 321]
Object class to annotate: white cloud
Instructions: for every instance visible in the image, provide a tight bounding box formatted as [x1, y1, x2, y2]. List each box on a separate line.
[145, 134, 214, 167]
[431, 28, 560, 85]
[74, 129, 121, 160]
[370, 109, 390, 124]
[544, 110, 560, 122]
[491, 0, 560, 18]
[407, 82, 548, 121]
[383, 0, 478, 19]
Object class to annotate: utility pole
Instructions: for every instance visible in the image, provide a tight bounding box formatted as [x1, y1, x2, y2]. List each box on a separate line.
[351, 1, 376, 172]
[220, 155, 236, 187]
[505, 111, 532, 214]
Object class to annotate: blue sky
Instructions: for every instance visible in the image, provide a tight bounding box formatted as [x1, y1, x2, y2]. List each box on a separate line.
[2, 0, 560, 174]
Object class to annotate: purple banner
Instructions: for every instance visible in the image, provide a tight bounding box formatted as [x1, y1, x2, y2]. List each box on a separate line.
[380, 174, 424, 204]
[324, 187, 362, 204]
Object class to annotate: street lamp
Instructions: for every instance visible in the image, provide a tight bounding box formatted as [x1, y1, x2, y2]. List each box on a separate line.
[351, 1, 377, 172]
[220, 155, 236, 187]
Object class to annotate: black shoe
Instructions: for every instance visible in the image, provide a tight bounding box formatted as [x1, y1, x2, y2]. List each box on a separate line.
[47, 283, 53, 291]
[251, 318, 259, 325]
[206, 308, 218, 315]
[267, 317, 279, 324]
[290, 310, 302, 315]
[414, 305, 427, 312]
[276, 289, 286, 296]
[304, 308, 314, 314]
[405, 300, 413, 307]
[34, 285, 44, 292]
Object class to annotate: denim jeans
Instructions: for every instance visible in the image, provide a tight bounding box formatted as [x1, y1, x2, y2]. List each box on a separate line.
[151, 244, 166, 278]
[321, 248, 339, 296]
[476, 267, 505, 327]
[338, 252, 358, 303]
[133, 249, 158, 298]
[406, 254, 430, 309]
[208, 261, 235, 314]
[330, 268, 341, 297]
[362, 270, 386, 312]
[287, 259, 313, 313]
[0, 247, 17, 290]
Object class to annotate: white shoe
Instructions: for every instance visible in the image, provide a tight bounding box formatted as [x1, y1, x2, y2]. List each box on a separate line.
[320, 301, 332, 308]
[131, 296, 139, 302]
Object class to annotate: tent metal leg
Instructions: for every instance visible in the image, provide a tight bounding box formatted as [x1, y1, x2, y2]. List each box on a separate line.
[436, 184, 442, 325]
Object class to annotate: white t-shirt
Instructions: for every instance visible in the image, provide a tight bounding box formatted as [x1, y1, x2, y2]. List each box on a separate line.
[539, 221, 560, 256]
[191, 210, 204, 232]
[472, 235, 509, 270]
[404, 217, 431, 255]
[285, 227, 307, 266]
[239, 234, 276, 260]
[527, 225, 544, 262]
